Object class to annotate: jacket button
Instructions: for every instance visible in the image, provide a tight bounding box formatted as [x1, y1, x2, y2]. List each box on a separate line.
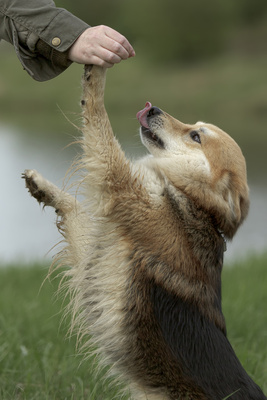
[52, 37, 61, 46]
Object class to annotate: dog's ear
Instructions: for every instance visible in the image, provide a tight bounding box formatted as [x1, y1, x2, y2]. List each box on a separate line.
[194, 170, 249, 239]
[144, 156, 249, 239]
[150, 158, 249, 239]
[192, 171, 249, 239]
[218, 172, 249, 239]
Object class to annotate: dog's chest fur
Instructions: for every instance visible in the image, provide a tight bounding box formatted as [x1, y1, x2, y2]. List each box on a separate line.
[70, 174, 226, 398]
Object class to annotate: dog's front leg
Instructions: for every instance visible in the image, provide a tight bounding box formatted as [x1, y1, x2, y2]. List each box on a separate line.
[23, 169, 76, 215]
[80, 66, 131, 197]
[23, 169, 89, 264]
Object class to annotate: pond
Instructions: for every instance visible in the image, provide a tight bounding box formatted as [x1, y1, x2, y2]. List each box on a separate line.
[0, 126, 266, 265]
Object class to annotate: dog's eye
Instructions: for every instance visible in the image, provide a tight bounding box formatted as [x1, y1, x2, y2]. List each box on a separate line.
[190, 131, 201, 144]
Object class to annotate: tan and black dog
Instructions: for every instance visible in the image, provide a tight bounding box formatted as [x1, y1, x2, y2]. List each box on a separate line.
[23, 65, 266, 400]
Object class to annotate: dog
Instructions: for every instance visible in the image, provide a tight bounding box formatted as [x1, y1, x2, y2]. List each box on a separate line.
[23, 65, 266, 400]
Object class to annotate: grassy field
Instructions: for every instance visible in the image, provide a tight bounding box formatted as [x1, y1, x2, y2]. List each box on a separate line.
[0, 264, 126, 400]
[0, 255, 266, 399]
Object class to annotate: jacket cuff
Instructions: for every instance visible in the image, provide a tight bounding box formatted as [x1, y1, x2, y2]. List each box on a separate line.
[36, 39, 70, 68]
[39, 8, 89, 53]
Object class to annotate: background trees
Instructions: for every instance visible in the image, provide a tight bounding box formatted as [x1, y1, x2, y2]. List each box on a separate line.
[58, 0, 267, 64]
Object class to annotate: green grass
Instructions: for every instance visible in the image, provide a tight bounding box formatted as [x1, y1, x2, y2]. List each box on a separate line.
[0, 265, 126, 400]
[0, 255, 266, 399]
[222, 254, 267, 392]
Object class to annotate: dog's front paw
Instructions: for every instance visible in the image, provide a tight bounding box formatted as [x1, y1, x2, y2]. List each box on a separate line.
[84, 64, 105, 82]
[22, 169, 52, 205]
[82, 65, 106, 104]
[84, 64, 93, 82]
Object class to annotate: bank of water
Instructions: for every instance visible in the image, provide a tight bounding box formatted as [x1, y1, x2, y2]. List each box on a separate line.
[0, 127, 266, 265]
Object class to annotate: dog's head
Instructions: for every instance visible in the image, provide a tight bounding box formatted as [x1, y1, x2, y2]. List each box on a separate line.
[137, 102, 249, 239]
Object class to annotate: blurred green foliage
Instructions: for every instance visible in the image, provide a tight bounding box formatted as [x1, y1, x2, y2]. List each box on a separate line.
[57, 0, 267, 63]
[1, 0, 267, 180]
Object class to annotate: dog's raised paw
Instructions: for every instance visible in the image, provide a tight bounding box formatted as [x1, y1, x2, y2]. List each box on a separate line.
[22, 169, 50, 204]
[82, 65, 106, 97]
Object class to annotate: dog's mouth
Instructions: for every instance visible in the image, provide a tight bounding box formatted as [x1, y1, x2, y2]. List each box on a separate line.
[136, 102, 165, 148]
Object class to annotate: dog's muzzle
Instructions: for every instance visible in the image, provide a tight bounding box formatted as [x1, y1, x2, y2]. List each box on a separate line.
[136, 102, 163, 128]
[137, 102, 165, 149]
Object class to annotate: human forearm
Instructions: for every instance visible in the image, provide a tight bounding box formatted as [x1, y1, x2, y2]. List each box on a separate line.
[0, 0, 89, 81]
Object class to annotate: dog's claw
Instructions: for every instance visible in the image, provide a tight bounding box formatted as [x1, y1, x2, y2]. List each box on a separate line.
[23, 169, 47, 204]
[84, 64, 93, 81]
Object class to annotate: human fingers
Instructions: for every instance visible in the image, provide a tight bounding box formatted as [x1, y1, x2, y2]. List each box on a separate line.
[100, 34, 133, 61]
[78, 25, 135, 60]
[68, 26, 135, 66]
[90, 46, 124, 66]
[85, 54, 114, 69]
[68, 43, 121, 67]
[102, 26, 135, 58]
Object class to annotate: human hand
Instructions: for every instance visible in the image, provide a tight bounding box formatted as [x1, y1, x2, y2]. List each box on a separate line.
[68, 25, 135, 68]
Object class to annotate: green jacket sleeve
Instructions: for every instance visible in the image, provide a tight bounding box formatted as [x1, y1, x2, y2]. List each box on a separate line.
[0, 0, 89, 81]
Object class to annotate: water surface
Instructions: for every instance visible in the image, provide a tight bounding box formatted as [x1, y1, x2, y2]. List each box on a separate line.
[1, 127, 266, 265]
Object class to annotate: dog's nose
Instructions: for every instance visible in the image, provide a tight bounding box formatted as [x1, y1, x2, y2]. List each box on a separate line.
[147, 107, 163, 119]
